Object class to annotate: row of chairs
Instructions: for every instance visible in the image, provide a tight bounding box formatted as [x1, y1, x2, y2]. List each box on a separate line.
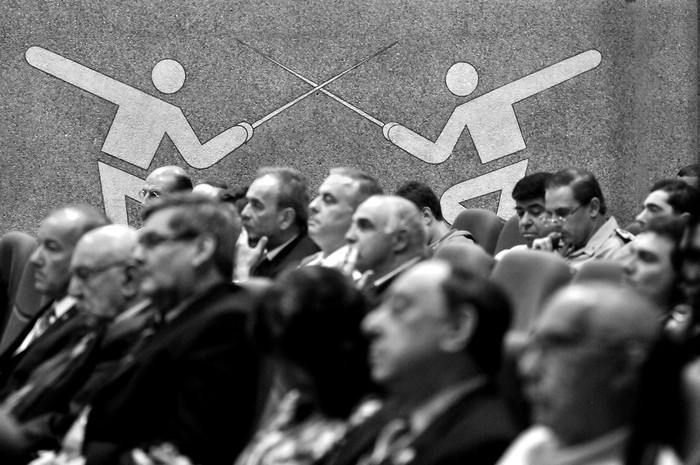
[451, 209, 524, 255]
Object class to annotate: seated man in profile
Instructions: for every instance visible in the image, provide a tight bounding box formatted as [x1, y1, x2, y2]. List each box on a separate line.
[236, 167, 319, 280]
[304, 168, 382, 269]
[0, 225, 152, 459]
[321, 260, 518, 465]
[83, 194, 260, 465]
[395, 180, 474, 253]
[345, 195, 426, 304]
[138, 165, 193, 206]
[534, 169, 632, 269]
[498, 283, 661, 465]
[634, 179, 700, 231]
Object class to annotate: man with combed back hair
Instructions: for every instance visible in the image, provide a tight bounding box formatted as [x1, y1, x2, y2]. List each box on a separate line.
[345, 195, 427, 304]
[236, 167, 319, 280]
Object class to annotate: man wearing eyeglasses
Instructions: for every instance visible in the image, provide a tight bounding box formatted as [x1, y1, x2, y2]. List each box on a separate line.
[82, 194, 260, 465]
[139, 165, 193, 206]
[0, 225, 154, 459]
[533, 169, 632, 269]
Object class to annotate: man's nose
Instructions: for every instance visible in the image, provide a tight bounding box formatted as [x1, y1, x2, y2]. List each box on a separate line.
[345, 224, 358, 244]
[635, 209, 648, 226]
[361, 305, 385, 337]
[68, 276, 83, 299]
[240, 203, 252, 220]
[29, 246, 43, 266]
[309, 196, 320, 213]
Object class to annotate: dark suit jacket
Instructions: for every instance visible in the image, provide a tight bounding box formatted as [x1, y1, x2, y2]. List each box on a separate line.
[251, 234, 320, 279]
[0, 302, 93, 393]
[83, 282, 261, 465]
[322, 383, 518, 465]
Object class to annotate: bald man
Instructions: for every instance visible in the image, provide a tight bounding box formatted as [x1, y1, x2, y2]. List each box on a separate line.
[0, 225, 153, 460]
[139, 166, 192, 206]
[345, 195, 427, 303]
[0, 205, 109, 380]
[498, 283, 661, 464]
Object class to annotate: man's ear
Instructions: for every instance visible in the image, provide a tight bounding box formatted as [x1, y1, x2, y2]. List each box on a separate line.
[192, 233, 217, 269]
[122, 264, 141, 299]
[588, 197, 601, 217]
[440, 305, 478, 353]
[421, 207, 434, 226]
[393, 229, 410, 253]
[278, 207, 296, 231]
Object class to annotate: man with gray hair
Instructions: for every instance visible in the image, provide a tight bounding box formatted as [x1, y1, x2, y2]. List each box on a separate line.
[345, 195, 427, 304]
[497, 283, 662, 464]
[304, 168, 382, 269]
[236, 167, 319, 280]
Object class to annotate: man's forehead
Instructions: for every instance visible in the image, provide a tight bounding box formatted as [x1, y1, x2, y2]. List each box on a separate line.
[40, 210, 85, 243]
[247, 174, 281, 199]
[389, 262, 448, 304]
[354, 199, 387, 223]
[516, 198, 545, 209]
[545, 185, 575, 206]
[537, 292, 589, 338]
[644, 190, 671, 208]
[141, 208, 177, 233]
[321, 174, 357, 195]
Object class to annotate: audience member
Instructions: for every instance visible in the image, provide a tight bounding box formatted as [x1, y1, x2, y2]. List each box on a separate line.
[634, 179, 700, 231]
[345, 195, 426, 304]
[236, 167, 319, 280]
[139, 166, 193, 206]
[498, 283, 661, 464]
[82, 194, 260, 465]
[622, 217, 686, 336]
[0, 205, 109, 387]
[534, 169, 632, 268]
[495, 172, 553, 260]
[0, 225, 149, 459]
[220, 185, 249, 214]
[304, 168, 382, 269]
[678, 163, 700, 187]
[321, 260, 517, 465]
[236, 266, 374, 465]
[395, 180, 474, 252]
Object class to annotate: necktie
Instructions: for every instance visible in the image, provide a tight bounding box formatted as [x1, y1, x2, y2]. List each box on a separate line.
[367, 417, 412, 465]
[33, 304, 58, 339]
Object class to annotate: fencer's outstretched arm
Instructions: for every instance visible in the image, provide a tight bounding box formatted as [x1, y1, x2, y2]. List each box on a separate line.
[26, 46, 147, 105]
[384, 50, 602, 165]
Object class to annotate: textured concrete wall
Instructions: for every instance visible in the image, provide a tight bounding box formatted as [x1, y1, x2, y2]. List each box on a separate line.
[1, 0, 696, 234]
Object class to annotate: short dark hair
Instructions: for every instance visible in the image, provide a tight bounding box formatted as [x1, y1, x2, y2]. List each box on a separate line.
[395, 181, 443, 221]
[171, 173, 194, 192]
[547, 168, 607, 215]
[258, 167, 310, 234]
[219, 185, 249, 214]
[329, 168, 383, 208]
[643, 216, 688, 273]
[677, 163, 700, 178]
[650, 178, 700, 219]
[512, 172, 553, 202]
[439, 263, 512, 376]
[142, 194, 240, 278]
[251, 266, 372, 418]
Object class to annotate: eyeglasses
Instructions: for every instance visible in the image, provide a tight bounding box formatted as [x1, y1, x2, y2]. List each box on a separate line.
[71, 261, 130, 281]
[137, 232, 199, 249]
[544, 203, 585, 225]
[139, 189, 161, 200]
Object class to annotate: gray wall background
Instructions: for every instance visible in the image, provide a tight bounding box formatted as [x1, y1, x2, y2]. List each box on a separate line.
[1, 0, 697, 233]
